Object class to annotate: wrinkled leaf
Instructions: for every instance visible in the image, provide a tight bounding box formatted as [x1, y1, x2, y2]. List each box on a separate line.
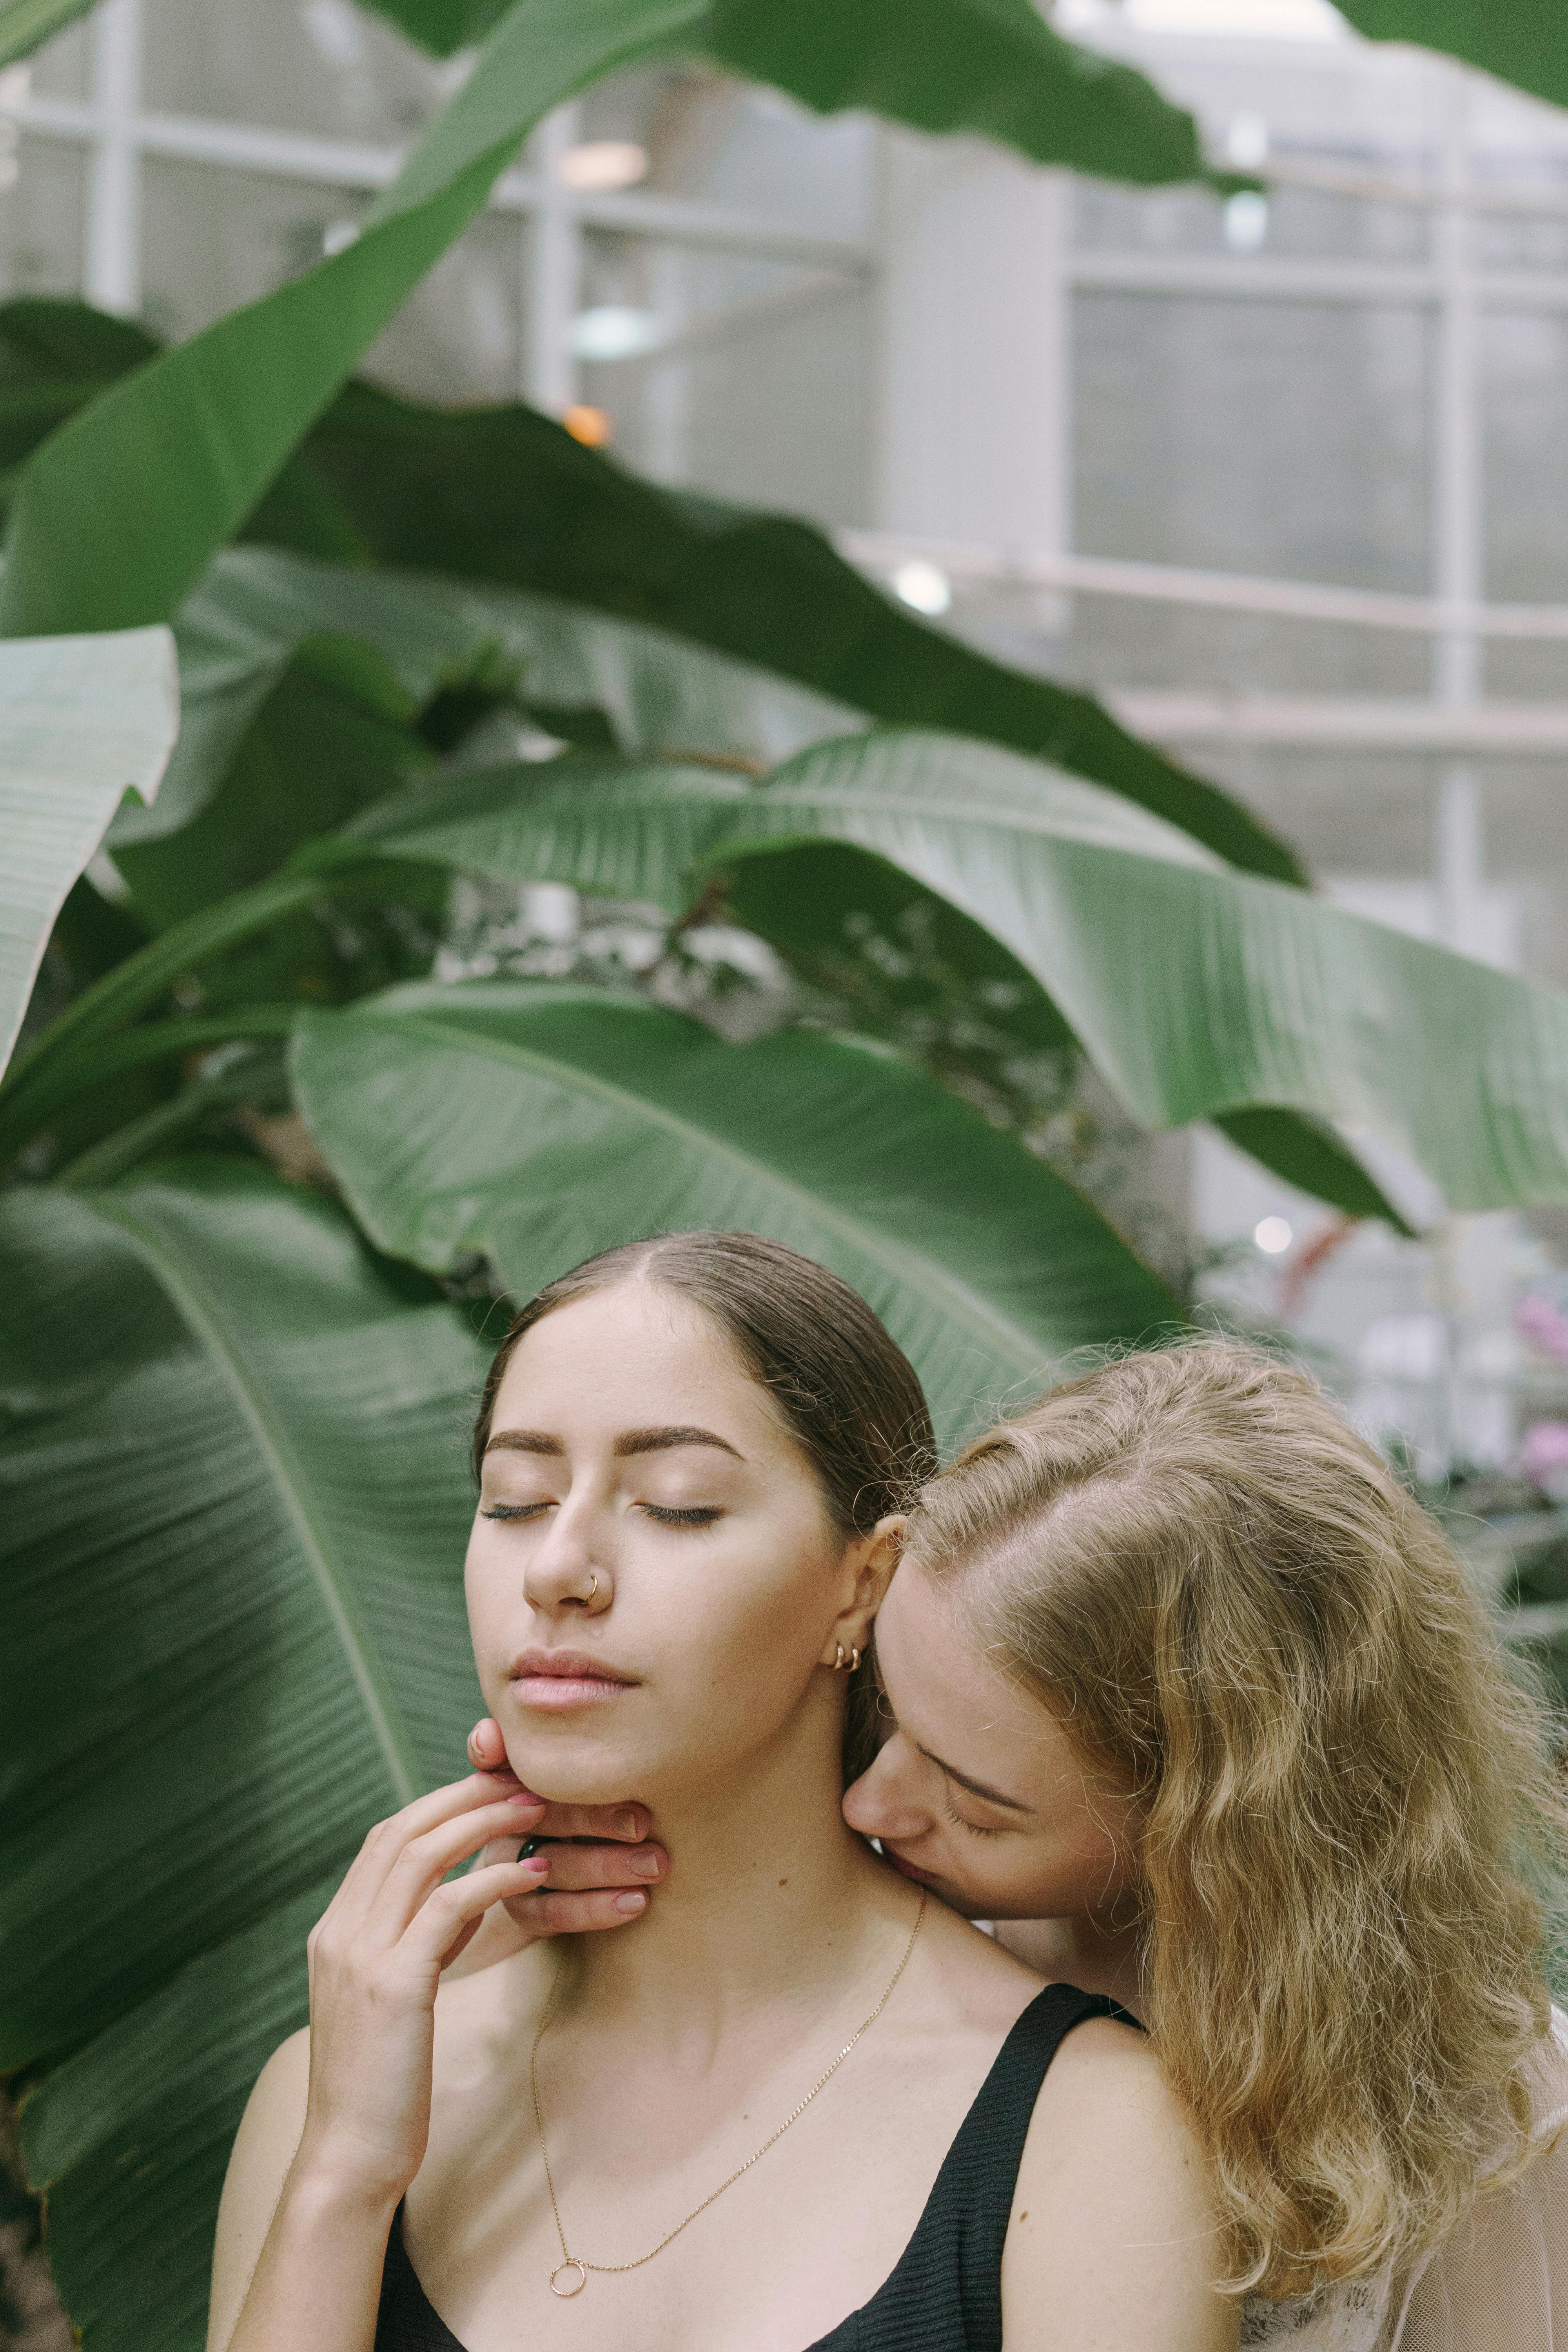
[0, 0, 705, 637]
[0, 625, 177, 1080]
[292, 980, 1180, 1448]
[293, 392, 1303, 882]
[1336, 2, 1568, 113]
[112, 545, 862, 853]
[343, 736, 1568, 1213]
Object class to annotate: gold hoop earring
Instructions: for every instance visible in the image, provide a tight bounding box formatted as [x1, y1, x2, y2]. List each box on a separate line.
[832, 1642, 848, 1671]
[849, 1645, 862, 1673]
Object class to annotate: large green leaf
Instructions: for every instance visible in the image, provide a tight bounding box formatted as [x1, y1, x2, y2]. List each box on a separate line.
[0, 1165, 488, 2351]
[0, 318, 1303, 881]
[0, 0, 706, 639]
[1336, 3, 1568, 113]
[695, 0, 1214, 186]
[110, 545, 861, 855]
[339, 736, 1568, 1213]
[19, 1876, 331, 2352]
[0, 1164, 486, 2071]
[291, 981, 1181, 1446]
[0, 0, 88, 68]
[0, 624, 177, 1081]
[719, 840, 1415, 1232]
[368, 0, 1216, 185]
[289, 394, 1304, 883]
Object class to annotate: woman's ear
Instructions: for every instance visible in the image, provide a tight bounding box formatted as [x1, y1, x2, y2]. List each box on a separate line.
[820, 1514, 906, 1666]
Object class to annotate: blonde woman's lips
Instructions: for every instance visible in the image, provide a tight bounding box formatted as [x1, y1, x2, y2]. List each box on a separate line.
[886, 1849, 940, 1888]
[509, 1648, 639, 1710]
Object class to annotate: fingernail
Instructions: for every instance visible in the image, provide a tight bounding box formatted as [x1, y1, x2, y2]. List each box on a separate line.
[518, 1848, 550, 1874]
[628, 1849, 661, 1879]
[613, 1809, 639, 1838]
[613, 1891, 647, 1915]
[506, 1791, 543, 1809]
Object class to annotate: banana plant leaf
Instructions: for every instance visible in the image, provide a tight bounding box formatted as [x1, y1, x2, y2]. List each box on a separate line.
[0, 1163, 490, 2352]
[338, 735, 1568, 1213]
[0, 304, 1301, 884]
[1336, 3, 1568, 113]
[719, 840, 1416, 1234]
[0, 0, 706, 640]
[110, 546, 862, 856]
[282, 396, 1304, 884]
[0, 624, 177, 1081]
[291, 980, 1182, 1446]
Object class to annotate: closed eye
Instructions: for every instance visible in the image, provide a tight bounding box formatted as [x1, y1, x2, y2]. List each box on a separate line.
[481, 1501, 551, 1521]
[642, 1504, 723, 1528]
[944, 1793, 1005, 1839]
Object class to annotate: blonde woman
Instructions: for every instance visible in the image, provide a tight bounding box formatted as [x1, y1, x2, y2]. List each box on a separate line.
[472, 1335, 1568, 2347]
[845, 1341, 1568, 2349]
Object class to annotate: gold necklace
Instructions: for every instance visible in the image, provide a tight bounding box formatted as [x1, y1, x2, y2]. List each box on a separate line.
[530, 1888, 927, 2299]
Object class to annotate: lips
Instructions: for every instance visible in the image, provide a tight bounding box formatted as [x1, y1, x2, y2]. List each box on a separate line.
[508, 1648, 639, 1710]
[885, 1849, 940, 1889]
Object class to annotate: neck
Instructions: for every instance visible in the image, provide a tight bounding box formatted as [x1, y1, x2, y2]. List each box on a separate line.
[561, 1682, 906, 2037]
[995, 1899, 1147, 2020]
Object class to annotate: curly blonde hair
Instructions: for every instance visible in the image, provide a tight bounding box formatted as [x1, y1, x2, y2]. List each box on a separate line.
[902, 1339, 1567, 2302]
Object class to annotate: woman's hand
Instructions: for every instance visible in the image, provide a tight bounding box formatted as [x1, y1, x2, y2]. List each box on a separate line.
[463, 1715, 669, 1943]
[296, 1769, 648, 2207]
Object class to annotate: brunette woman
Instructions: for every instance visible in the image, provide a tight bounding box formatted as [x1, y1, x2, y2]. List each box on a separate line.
[206, 1236, 1234, 2352]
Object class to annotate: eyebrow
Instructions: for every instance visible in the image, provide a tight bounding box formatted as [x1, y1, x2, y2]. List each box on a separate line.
[614, 1425, 744, 1461]
[483, 1425, 744, 1462]
[917, 1742, 1034, 1816]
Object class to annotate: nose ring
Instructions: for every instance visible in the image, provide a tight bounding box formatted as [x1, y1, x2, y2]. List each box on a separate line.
[586, 1571, 600, 1604]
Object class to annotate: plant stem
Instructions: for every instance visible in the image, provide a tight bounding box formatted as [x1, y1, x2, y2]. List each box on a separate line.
[57, 1055, 287, 1188]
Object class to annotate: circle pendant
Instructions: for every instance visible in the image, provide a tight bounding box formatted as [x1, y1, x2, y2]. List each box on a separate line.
[550, 2261, 588, 2299]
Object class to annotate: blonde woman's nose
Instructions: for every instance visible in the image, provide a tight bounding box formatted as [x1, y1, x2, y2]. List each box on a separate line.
[842, 1739, 932, 1844]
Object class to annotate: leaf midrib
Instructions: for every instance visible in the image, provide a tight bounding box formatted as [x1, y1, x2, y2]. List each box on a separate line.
[361, 1006, 1068, 1371]
[392, 771, 1219, 871]
[88, 1194, 419, 1808]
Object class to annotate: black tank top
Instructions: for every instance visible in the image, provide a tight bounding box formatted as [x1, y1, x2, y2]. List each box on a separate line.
[375, 1981, 1135, 2352]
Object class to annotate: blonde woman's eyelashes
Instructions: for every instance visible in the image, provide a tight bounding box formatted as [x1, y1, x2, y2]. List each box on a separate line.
[943, 1794, 1004, 1839]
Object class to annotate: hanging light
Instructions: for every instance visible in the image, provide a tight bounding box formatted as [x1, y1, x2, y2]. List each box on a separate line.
[571, 305, 662, 360]
[1254, 1217, 1293, 1256]
[891, 559, 953, 617]
[555, 140, 649, 193]
[563, 405, 613, 448]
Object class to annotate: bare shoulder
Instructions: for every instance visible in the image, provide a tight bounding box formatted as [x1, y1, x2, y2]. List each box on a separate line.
[1003, 2018, 1240, 2351]
[205, 2029, 311, 2352]
[914, 1887, 1049, 2034]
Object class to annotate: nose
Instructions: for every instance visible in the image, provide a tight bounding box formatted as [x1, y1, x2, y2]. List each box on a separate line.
[521, 1495, 611, 1616]
[842, 1735, 933, 1845]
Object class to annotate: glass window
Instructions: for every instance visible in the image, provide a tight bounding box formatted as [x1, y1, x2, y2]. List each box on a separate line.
[1482, 309, 1568, 603]
[575, 65, 873, 240]
[1075, 170, 1430, 263]
[141, 160, 372, 342]
[142, 0, 449, 144]
[577, 228, 873, 526]
[0, 137, 85, 296]
[1073, 290, 1433, 591]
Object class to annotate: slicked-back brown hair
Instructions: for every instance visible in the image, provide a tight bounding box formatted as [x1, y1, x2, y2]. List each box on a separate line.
[904, 1338, 1568, 2303]
[473, 1230, 936, 1535]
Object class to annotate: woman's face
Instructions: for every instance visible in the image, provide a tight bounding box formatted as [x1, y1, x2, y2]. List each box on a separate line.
[843, 1561, 1142, 1923]
[466, 1279, 864, 1806]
